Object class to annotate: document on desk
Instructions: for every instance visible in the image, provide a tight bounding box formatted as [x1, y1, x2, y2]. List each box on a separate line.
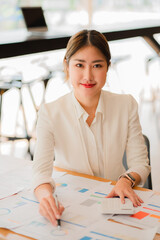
[0, 173, 158, 240]
[0, 165, 32, 199]
[0, 189, 40, 229]
[0, 155, 66, 199]
[78, 219, 158, 240]
[13, 191, 157, 240]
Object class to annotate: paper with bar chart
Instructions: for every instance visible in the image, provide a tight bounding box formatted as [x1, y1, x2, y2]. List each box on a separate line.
[111, 191, 160, 234]
[0, 173, 158, 239]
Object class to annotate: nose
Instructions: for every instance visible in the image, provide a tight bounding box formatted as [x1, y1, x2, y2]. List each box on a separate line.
[84, 66, 93, 82]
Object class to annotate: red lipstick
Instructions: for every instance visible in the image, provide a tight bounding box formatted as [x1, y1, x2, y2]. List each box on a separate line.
[81, 83, 95, 88]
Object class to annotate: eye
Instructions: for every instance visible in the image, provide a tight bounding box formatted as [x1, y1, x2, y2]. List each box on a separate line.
[93, 64, 102, 68]
[76, 63, 83, 68]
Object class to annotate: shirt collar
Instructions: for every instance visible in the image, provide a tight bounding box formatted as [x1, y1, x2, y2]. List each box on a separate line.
[72, 91, 104, 120]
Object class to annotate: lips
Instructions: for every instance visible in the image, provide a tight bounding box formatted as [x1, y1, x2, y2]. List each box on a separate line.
[81, 83, 96, 88]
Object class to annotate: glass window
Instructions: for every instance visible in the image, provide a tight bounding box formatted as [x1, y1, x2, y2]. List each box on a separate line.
[0, 0, 160, 31]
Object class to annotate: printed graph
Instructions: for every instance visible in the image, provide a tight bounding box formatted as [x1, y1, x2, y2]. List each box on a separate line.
[131, 204, 160, 222]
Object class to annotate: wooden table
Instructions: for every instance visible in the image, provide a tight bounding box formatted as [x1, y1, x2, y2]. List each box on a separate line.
[0, 166, 160, 240]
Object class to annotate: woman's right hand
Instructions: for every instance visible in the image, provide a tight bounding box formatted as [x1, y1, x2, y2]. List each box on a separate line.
[34, 183, 65, 226]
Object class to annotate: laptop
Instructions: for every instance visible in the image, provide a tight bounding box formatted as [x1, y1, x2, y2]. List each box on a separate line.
[21, 6, 49, 34]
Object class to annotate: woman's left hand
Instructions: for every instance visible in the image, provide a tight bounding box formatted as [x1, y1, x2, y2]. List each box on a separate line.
[106, 177, 143, 207]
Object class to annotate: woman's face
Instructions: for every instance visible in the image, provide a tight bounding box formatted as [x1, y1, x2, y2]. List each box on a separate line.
[68, 45, 108, 101]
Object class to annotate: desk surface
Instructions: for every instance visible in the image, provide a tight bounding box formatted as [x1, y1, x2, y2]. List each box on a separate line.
[0, 166, 160, 240]
[0, 19, 160, 58]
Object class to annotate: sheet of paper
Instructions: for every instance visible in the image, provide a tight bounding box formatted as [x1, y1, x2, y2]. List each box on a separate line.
[54, 174, 113, 207]
[0, 174, 112, 232]
[78, 219, 158, 240]
[111, 195, 160, 234]
[134, 189, 154, 202]
[14, 215, 85, 240]
[0, 164, 32, 199]
[54, 174, 112, 196]
[0, 170, 158, 240]
[0, 190, 39, 229]
[0, 155, 33, 199]
[14, 215, 157, 240]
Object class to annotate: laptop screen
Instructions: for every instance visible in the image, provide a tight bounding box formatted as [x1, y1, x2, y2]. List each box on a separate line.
[21, 7, 48, 31]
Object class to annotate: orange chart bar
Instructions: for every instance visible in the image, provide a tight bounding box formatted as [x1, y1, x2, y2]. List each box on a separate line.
[131, 211, 150, 220]
[150, 214, 160, 220]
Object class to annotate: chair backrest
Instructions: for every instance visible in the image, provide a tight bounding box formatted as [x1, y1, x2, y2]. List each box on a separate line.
[122, 134, 152, 190]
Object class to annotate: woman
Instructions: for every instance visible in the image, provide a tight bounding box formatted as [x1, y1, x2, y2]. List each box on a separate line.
[33, 29, 151, 226]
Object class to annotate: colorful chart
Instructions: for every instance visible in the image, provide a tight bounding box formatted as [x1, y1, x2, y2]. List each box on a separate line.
[56, 183, 68, 187]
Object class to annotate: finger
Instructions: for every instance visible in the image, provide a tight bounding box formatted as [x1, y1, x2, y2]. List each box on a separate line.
[39, 204, 57, 226]
[138, 196, 144, 203]
[48, 196, 61, 219]
[45, 211, 57, 226]
[106, 190, 115, 198]
[134, 195, 143, 206]
[126, 192, 141, 207]
[119, 194, 125, 204]
[58, 202, 65, 215]
[42, 198, 58, 223]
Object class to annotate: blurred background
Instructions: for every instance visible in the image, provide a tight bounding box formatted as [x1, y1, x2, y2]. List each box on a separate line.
[1, 0, 160, 30]
[0, 0, 160, 191]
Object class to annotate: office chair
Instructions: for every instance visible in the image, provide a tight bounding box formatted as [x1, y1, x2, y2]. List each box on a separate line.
[122, 134, 152, 190]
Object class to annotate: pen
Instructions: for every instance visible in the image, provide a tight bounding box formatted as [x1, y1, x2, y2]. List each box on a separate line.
[54, 194, 61, 230]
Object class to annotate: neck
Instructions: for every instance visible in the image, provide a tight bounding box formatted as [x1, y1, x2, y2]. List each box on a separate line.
[74, 92, 101, 116]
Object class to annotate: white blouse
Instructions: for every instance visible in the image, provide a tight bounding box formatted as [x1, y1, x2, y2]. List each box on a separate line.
[72, 93, 105, 178]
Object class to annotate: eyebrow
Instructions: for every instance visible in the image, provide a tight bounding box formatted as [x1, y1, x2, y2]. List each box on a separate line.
[73, 59, 105, 63]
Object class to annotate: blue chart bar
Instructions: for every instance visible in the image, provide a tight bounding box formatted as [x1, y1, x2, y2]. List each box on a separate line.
[90, 231, 123, 240]
[148, 203, 160, 209]
[21, 196, 39, 204]
[94, 192, 108, 196]
[61, 219, 85, 228]
[79, 188, 89, 193]
[80, 237, 92, 240]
